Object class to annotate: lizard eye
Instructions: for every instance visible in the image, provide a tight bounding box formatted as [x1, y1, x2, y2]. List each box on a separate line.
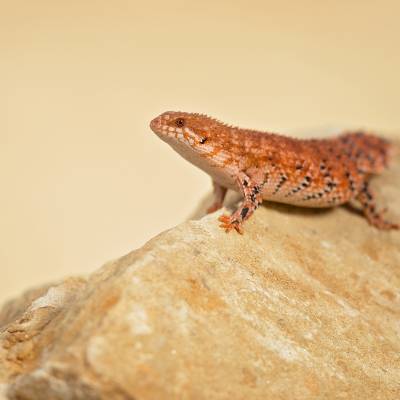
[200, 137, 208, 144]
[175, 118, 185, 127]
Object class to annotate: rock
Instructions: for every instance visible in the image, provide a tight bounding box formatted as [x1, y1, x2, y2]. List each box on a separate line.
[0, 154, 399, 400]
[0, 279, 87, 384]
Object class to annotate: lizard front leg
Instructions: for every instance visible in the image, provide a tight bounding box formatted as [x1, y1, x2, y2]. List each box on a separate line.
[206, 181, 228, 214]
[218, 172, 264, 234]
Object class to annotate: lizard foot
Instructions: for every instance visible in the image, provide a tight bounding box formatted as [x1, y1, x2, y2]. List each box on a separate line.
[218, 215, 244, 234]
[368, 212, 399, 230]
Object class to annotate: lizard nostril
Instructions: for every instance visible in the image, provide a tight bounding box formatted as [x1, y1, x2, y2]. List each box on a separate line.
[150, 118, 160, 131]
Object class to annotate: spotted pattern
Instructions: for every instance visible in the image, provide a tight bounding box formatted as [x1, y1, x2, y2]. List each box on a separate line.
[150, 111, 398, 233]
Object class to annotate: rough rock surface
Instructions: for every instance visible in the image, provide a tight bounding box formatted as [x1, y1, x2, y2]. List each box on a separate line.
[0, 153, 399, 400]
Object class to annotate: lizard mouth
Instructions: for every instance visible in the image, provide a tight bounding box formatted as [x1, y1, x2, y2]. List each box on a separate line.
[150, 117, 209, 149]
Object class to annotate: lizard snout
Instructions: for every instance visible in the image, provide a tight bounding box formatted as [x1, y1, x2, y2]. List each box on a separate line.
[150, 117, 161, 132]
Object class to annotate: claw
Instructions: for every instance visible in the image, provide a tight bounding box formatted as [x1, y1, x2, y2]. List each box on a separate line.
[218, 215, 244, 234]
[218, 215, 230, 224]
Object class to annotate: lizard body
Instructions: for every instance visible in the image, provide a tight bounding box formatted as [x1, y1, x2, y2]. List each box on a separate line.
[150, 111, 399, 233]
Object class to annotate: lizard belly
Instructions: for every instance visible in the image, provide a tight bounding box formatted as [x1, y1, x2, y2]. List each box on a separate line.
[261, 187, 350, 208]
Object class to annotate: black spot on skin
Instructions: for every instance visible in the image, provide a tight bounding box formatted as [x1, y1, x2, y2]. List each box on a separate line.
[241, 207, 249, 219]
[250, 193, 256, 202]
[345, 171, 351, 178]
[273, 175, 288, 195]
[200, 137, 208, 144]
[286, 175, 311, 196]
[253, 186, 260, 194]
[329, 196, 340, 204]
[320, 164, 326, 171]
[243, 180, 248, 187]
[327, 181, 337, 190]
[303, 194, 317, 201]
[362, 182, 373, 200]
[254, 199, 262, 209]
[295, 163, 303, 170]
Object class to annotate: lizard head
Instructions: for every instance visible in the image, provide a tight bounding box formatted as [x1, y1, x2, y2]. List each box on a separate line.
[150, 111, 242, 175]
[150, 111, 221, 156]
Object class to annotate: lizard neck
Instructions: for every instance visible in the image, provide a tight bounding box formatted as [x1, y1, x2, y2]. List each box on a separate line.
[161, 133, 240, 190]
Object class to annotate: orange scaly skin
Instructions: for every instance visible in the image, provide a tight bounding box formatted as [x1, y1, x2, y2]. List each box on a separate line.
[150, 111, 399, 234]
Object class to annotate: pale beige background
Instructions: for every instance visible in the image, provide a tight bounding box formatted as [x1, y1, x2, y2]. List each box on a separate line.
[1, 0, 399, 304]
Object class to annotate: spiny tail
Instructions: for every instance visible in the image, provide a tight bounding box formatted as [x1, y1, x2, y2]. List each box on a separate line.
[339, 132, 394, 174]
